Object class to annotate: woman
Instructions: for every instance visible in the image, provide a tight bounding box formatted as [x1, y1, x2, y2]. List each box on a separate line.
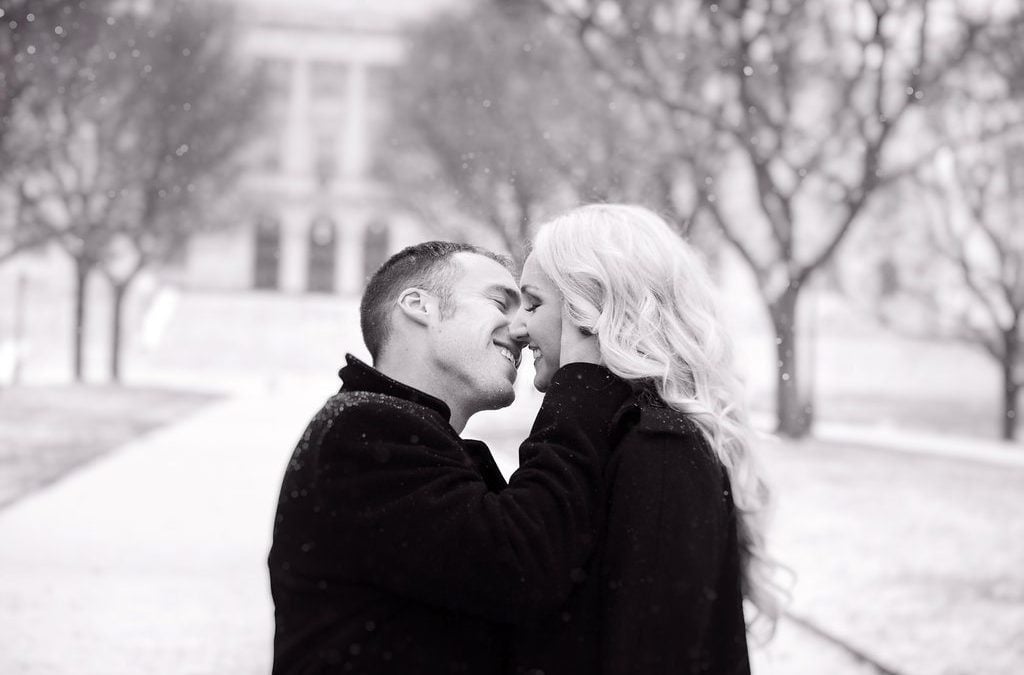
[509, 204, 781, 674]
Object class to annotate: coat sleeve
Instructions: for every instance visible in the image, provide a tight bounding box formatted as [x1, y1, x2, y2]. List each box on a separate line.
[600, 430, 730, 674]
[313, 363, 631, 623]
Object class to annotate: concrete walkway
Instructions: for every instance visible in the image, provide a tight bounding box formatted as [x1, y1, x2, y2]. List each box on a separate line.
[0, 385, 324, 675]
[4, 381, 1006, 675]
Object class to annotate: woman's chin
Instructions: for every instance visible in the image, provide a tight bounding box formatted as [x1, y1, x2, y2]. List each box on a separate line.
[533, 372, 551, 393]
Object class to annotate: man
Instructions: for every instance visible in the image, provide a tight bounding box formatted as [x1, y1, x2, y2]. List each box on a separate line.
[269, 241, 631, 674]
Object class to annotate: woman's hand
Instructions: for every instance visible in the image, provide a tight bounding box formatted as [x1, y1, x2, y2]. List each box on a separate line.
[558, 303, 601, 366]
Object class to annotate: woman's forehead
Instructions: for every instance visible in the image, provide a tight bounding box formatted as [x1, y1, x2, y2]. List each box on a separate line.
[519, 254, 556, 291]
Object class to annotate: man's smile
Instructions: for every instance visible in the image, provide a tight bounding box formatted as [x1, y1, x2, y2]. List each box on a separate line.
[494, 341, 522, 368]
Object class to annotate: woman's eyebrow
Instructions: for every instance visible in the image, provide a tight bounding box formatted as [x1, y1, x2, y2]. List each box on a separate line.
[520, 284, 541, 298]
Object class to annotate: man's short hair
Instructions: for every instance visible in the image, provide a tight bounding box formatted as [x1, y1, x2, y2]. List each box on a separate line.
[360, 241, 513, 360]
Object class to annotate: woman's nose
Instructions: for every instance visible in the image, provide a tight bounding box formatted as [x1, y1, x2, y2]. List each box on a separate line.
[509, 309, 529, 344]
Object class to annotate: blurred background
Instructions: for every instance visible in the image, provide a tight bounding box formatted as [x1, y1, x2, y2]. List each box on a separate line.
[0, 0, 1021, 673]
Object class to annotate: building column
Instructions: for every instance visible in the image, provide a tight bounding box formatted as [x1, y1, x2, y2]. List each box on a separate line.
[284, 59, 311, 178]
[280, 208, 308, 293]
[342, 62, 368, 179]
[339, 219, 365, 296]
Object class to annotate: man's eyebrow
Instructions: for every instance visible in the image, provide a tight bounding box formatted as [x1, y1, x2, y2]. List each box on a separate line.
[488, 284, 521, 308]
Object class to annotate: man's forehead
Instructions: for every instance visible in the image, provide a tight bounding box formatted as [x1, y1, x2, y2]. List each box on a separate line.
[452, 251, 518, 289]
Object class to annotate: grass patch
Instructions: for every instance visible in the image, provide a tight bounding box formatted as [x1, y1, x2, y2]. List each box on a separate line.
[750, 390, 1020, 442]
[765, 438, 1024, 674]
[0, 385, 220, 510]
[814, 392, 1016, 440]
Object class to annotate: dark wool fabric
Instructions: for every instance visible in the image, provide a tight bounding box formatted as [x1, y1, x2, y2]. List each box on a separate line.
[511, 396, 752, 675]
[269, 355, 632, 675]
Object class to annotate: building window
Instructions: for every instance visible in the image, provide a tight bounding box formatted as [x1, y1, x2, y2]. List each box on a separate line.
[253, 60, 288, 174]
[259, 57, 292, 97]
[253, 215, 281, 290]
[258, 108, 286, 174]
[308, 215, 337, 293]
[311, 62, 348, 101]
[363, 219, 390, 283]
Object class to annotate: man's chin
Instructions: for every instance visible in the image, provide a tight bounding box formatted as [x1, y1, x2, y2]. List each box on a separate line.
[480, 384, 516, 411]
[494, 388, 516, 409]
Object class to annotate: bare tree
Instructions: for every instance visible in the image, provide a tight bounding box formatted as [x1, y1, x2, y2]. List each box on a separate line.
[0, 1, 112, 262]
[864, 12, 1024, 440]
[920, 154, 1024, 440]
[384, 2, 692, 267]
[12, 0, 265, 382]
[524, 0, 986, 436]
[11, 13, 126, 381]
[0, 190, 62, 265]
[94, 1, 265, 382]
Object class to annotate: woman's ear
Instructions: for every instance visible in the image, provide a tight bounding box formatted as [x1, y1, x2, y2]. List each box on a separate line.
[396, 288, 433, 327]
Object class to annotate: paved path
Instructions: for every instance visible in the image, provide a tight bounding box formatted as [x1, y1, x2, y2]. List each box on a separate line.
[4, 380, 999, 674]
[0, 386, 323, 675]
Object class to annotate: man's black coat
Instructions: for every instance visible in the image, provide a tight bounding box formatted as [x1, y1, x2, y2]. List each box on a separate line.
[268, 355, 632, 674]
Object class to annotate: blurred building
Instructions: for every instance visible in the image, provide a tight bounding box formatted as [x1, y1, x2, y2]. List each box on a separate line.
[180, 0, 461, 296]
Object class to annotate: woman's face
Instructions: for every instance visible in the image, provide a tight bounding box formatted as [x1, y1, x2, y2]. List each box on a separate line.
[511, 253, 563, 392]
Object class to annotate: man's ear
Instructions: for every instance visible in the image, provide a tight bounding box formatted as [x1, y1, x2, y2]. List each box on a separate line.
[396, 288, 434, 327]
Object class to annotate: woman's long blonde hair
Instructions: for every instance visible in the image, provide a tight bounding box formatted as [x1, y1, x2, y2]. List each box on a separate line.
[532, 203, 784, 634]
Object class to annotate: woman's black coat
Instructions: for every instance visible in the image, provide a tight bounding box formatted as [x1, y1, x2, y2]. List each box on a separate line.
[511, 393, 751, 675]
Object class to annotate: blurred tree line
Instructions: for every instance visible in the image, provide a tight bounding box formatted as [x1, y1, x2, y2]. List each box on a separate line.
[385, 0, 1024, 441]
[3, 0, 1022, 441]
[0, 0, 265, 382]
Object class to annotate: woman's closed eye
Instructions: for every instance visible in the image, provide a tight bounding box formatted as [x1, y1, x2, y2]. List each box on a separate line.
[521, 291, 542, 313]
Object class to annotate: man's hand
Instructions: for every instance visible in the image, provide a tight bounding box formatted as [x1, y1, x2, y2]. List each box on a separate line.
[558, 302, 602, 367]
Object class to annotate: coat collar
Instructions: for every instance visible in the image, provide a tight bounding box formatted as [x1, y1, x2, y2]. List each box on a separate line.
[338, 354, 452, 422]
[630, 388, 701, 436]
[635, 404, 700, 435]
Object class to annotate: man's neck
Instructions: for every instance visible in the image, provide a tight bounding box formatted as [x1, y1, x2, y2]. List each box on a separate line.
[375, 351, 470, 434]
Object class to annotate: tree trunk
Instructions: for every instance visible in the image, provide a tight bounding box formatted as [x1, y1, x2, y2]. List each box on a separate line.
[110, 281, 129, 384]
[510, 186, 533, 270]
[770, 284, 814, 438]
[1001, 334, 1019, 442]
[11, 273, 27, 385]
[72, 256, 92, 383]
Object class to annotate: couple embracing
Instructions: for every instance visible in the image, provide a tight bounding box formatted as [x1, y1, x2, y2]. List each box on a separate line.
[269, 204, 781, 675]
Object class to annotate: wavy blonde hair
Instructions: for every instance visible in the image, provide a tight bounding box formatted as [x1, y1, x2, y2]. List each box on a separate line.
[532, 203, 785, 635]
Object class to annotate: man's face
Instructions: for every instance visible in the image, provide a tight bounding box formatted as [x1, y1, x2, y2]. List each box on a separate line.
[427, 252, 523, 414]
[511, 253, 563, 392]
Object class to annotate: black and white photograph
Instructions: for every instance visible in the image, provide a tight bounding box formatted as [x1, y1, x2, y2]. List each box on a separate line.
[0, 0, 1021, 673]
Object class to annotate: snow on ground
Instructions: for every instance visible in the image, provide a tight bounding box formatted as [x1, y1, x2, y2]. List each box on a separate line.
[0, 390, 318, 675]
[0, 385, 216, 509]
[0, 382, 891, 675]
[762, 439, 1024, 675]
